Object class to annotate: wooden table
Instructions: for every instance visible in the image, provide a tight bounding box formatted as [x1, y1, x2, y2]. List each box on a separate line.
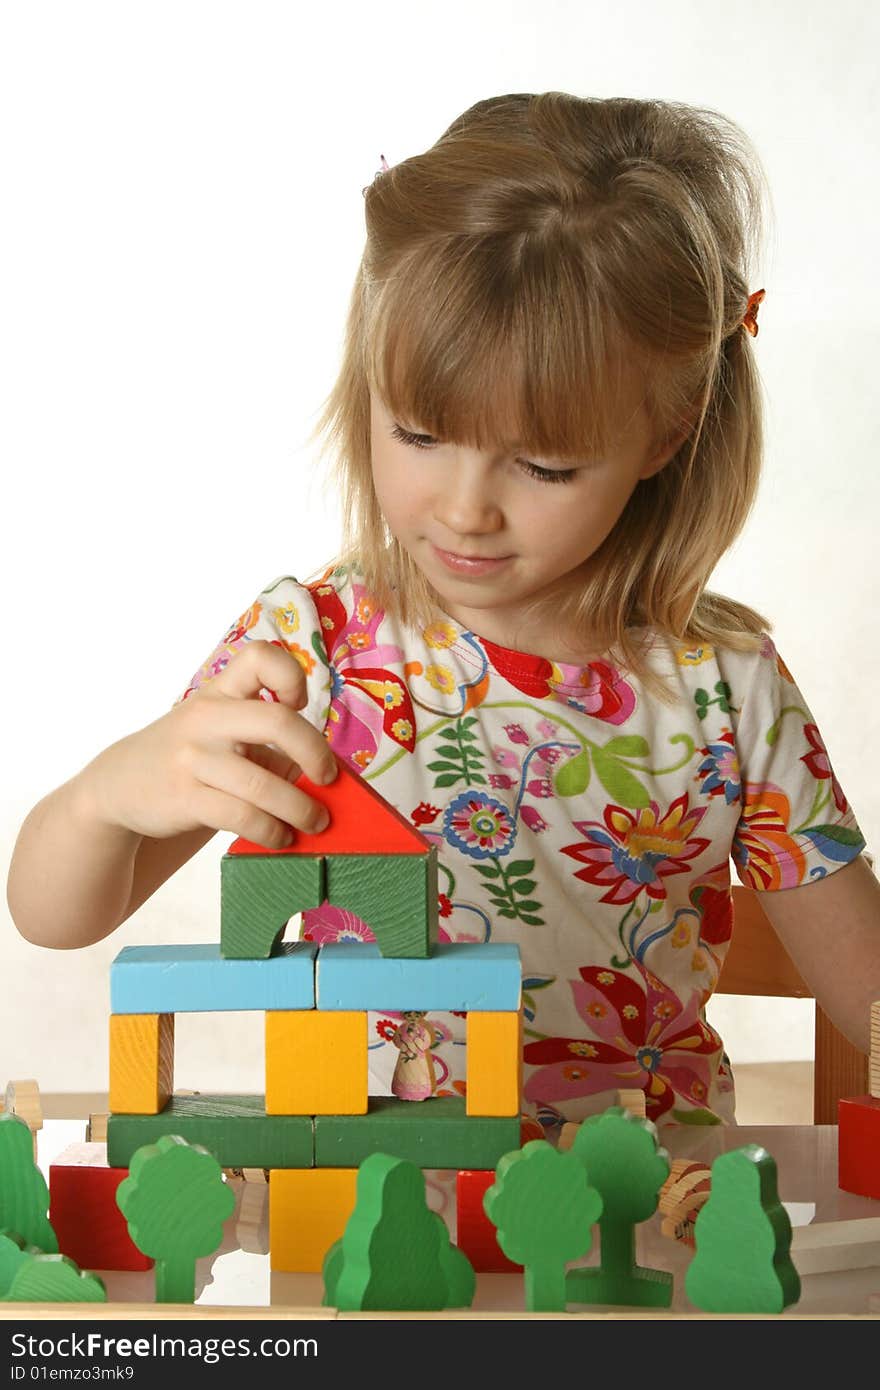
[3, 1118, 879, 1320]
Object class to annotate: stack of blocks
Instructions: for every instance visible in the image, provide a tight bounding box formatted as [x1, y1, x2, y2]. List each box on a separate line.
[100, 759, 523, 1274]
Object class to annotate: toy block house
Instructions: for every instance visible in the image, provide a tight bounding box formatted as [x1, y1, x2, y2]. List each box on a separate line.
[97, 758, 523, 1273]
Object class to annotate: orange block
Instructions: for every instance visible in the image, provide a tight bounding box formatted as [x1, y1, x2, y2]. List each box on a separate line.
[270, 1168, 358, 1272]
[465, 1011, 522, 1116]
[266, 1010, 367, 1115]
[109, 1013, 174, 1114]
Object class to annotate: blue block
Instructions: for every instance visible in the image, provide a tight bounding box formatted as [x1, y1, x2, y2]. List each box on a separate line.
[111, 942, 317, 1014]
[316, 942, 521, 1011]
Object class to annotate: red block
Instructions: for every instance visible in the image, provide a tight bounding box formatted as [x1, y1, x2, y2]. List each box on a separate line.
[228, 755, 431, 857]
[838, 1095, 880, 1200]
[456, 1169, 522, 1274]
[49, 1143, 152, 1272]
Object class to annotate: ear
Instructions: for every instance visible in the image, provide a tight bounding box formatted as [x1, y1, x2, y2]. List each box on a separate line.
[638, 427, 691, 480]
[639, 406, 701, 480]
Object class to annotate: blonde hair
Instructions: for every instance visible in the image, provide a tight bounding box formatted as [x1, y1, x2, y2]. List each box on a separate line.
[305, 91, 774, 699]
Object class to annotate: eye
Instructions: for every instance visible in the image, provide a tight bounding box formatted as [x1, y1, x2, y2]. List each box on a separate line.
[390, 423, 434, 450]
[389, 423, 577, 485]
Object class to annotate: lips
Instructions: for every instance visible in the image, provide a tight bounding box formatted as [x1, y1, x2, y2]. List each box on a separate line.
[431, 544, 512, 575]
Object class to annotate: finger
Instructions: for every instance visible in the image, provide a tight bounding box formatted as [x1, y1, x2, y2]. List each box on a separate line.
[200, 697, 337, 787]
[239, 743, 301, 783]
[189, 748, 330, 835]
[188, 783, 300, 851]
[208, 640, 308, 707]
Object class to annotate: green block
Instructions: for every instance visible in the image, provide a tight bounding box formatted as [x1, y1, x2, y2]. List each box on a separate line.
[685, 1144, 800, 1313]
[116, 1136, 235, 1304]
[323, 1153, 474, 1311]
[108, 1095, 314, 1169]
[324, 849, 438, 958]
[221, 853, 325, 959]
[315, 1097, 520, 1169]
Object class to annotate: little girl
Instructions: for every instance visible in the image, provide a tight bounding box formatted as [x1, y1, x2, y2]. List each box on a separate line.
[9, 92, 880, 1132]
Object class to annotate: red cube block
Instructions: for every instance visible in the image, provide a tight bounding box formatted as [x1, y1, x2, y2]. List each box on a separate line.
[838, 1095, 880, 1200]
[456, 1169, 522, 1274]
[49, 1142, 152, 1272]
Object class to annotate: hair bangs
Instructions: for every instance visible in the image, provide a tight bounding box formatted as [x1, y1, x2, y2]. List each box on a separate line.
[364, 235, 645, 466]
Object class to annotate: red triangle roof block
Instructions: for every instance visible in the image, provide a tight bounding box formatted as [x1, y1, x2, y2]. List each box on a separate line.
[227, 754, 432, 856]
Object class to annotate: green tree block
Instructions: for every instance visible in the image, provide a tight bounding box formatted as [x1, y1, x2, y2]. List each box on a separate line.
[0, 1113, 57, 1253]
[0, 1231, 28, 1296]
[685, 1144, 801, 1313]
[567, 1106, 672, 1308]
[315, 1097, 520, 1169]
[324, 850, 438, 958]
[116, 1135, 236, 1303]
[322, 1152, 474, 1310]
[483, 1140, 603, 1312]
[3, 1251, 106, 1303]
[107, 1095, 314, 1170]
[221, 853, 325, 959]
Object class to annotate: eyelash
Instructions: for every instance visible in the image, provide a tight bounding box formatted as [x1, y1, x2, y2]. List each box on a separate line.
[389, 423, 576, 485]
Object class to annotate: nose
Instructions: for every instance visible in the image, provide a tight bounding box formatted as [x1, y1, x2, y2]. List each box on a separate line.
[433, 455, 504, 539]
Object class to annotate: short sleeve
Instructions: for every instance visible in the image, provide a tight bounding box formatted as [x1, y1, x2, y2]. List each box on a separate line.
[174, 575, 332, 737]
[730, 634, 866, 890]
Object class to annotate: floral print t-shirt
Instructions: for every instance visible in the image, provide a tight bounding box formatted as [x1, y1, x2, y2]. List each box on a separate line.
[181, 562, 865, 1134]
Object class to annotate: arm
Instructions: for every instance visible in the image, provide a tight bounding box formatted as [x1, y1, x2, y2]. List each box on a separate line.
[757, 854, 880, 1056]
[6, 775, 216, 950]
[6, 642, 337, 950]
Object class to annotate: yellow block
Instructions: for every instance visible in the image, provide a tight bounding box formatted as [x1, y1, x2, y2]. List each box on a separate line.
[109, 1013, 174, 1114]
[270, 1168, 358, 1272]
[466, 1010, 522, 1116]
[265, 1010, 367, 1115]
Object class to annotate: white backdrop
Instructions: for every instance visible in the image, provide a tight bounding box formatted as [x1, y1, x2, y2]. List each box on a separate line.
[2, 0, 876, 1092]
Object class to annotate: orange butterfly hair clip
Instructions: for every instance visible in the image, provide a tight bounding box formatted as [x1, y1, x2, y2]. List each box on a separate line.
[742, 288, 766, 337]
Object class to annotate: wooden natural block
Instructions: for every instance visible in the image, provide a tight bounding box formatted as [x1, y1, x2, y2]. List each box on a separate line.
[3, 1080, 42, 1161]
[456, 1169, 522, 1273]
[228, 756, 432, 857]
[4, 1080, 43, 1131]
[870, 1001, 880, 1099]
[269, 1168, 357, 1272]
[107, 1095, 314, 1170]
[111, 942, 317, 1012]
[109, 1014, 174, 1115]
[49, 1142, 152, 1272]
[465, 1011, 522, 1116]
[323, 850, 438, 959]
[616, 1089, 647, 1119]
[316, 941, 522, 1012]
[314, 1097, 521, 1169]
[838, 1094, 880, 1199]
[221, 854, 325, 959]
[266, 1011, 368, 1115]
[790, 1216, 880, 1274]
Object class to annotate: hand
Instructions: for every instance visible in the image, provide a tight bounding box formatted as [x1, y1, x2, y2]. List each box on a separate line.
[82, 640, 337, 848]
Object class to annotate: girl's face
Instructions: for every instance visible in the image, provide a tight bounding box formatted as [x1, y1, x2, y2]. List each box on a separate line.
[369, 388, 686, 658]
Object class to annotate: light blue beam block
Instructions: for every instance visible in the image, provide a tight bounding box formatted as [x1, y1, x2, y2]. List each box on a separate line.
[111, 943, 317, 1014]
[316, 942, 521, 1011]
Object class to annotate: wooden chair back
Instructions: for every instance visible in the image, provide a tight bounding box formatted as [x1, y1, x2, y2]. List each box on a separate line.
[717, 887, 868, 1123]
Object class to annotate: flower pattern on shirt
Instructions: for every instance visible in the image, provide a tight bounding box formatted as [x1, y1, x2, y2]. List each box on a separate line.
[181, 563, 865, 1130]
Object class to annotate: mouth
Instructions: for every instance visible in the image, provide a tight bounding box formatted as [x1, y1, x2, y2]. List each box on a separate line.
[431, 544, 513, 575]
